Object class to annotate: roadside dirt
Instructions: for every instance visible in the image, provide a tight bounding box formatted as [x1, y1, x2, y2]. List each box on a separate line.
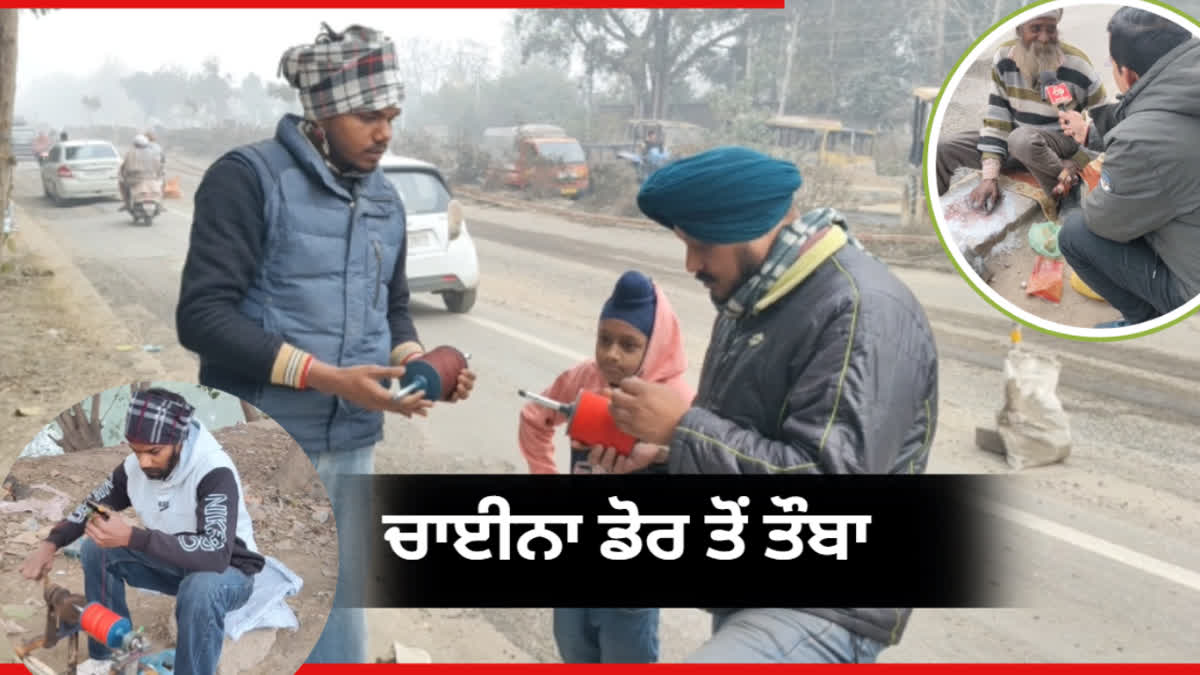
[0, 225, 162, 490]
[984, 228, 1122, 328]
[0, 420, 336, 675]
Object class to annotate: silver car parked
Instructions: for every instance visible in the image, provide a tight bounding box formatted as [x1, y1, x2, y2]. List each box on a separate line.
[38, 140, 122, 206]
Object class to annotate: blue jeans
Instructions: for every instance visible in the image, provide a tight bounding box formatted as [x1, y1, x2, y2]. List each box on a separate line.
[303, 444, 373, 664]
[79, 538, 253, 675]
[686, 609, 887, 663]
[1059, 208, 1192, 324]
[553, 608, 660, 663]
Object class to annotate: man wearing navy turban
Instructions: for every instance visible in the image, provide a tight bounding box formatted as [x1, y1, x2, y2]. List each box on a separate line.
[590, 146, 941, 663]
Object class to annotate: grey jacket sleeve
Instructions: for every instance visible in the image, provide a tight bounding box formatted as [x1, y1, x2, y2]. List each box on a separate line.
[667, 297, 931, 474]
[1083, 131, 1175, 243]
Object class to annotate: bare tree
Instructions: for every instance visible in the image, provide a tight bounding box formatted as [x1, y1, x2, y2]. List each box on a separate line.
[0, 9, 53, 242]
[515, 9, 758, 119]
[54, 396, 103, 453]
[54, 381, 151, 453]
[777, 9, 801, 116]
[0, 10, 20, 260]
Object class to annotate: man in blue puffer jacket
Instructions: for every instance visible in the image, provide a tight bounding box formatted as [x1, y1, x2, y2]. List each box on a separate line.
[176, 23, 475, 664]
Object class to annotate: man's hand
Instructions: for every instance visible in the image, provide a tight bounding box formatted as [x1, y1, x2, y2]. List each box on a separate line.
[449, 368, 476, 403]
[85, 513, 133, 549]
[391, 389, 435, 418]
[609, 377, 690, 445]
[20, 541, 57, 581]
[1059, 109, 1088, 144]
[587, 442, 664, 474]
[968, 179, 1001, 213]
[1052, 159, 1082, 197]
[307, 361, 433, 416]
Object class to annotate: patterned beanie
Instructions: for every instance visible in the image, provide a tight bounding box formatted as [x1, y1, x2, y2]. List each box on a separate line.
[125, 388, 194, 446]
[278, 23, 406, 121]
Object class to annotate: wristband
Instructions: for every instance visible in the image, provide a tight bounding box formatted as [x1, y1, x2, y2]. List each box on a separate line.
[390, 341, 425, 367]
[270, 343, 312, 389]
[297, 354, 314, 390]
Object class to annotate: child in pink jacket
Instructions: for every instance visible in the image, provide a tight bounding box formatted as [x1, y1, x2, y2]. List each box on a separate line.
[517, 269, 694, 663]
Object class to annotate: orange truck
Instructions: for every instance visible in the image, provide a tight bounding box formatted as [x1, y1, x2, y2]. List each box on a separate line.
[482, 124, 590, 198]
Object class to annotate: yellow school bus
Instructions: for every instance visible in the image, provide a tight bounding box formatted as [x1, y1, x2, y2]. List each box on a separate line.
[765, 115, 877, 174]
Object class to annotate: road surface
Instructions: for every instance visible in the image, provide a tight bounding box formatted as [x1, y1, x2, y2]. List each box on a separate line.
[10, 158, 1200, 663]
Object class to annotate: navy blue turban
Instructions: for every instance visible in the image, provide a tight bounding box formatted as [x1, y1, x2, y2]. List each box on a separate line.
[600, 270, 657, 338]
[637, 146, 803, 244]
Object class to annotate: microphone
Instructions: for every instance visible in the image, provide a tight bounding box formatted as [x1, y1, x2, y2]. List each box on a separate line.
[1039, 70, 1074, 111]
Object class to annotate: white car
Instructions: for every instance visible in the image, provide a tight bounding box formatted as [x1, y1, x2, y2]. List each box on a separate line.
[381, 155, 480, 313]
[39, 140, 122, 206]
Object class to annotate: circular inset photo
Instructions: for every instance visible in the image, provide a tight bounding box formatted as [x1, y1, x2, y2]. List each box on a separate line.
[927, 0, 1200, 339]
[3, 382, 336, 675]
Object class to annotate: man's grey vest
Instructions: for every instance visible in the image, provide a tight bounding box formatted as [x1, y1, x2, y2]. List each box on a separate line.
[199, 114, 407, 455]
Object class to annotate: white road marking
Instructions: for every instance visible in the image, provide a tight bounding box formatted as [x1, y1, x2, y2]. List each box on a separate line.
[459, 313, 587, 363]
[464, 307, 1200, 596]
[980, 499, 1200, 594]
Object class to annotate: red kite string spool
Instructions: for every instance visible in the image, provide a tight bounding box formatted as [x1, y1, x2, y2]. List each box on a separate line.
[80, 602, 132, 647]
[518, 389, 638, 456]
[568, 390, 638, 456]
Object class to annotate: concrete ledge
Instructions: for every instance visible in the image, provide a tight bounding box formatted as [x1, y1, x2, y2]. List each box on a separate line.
[939, 177, 1041, 260]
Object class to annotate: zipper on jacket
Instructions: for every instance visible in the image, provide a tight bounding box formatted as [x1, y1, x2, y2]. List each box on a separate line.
[372, 240, 383, 309]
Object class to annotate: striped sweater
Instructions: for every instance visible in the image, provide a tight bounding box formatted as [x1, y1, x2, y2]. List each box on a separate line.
[979, 39, 1107, 168]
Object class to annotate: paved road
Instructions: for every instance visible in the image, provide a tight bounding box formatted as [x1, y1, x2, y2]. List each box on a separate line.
[12, 159, 1200, 663]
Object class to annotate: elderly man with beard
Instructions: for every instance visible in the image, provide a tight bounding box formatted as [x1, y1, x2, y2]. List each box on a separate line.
[176, 23, 475, 663]
[936, 9, 1108, 212]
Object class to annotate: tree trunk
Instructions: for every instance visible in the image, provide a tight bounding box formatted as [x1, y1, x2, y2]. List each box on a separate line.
[991, 0, 1006, 24]
[934, 0, 947, 76]
[0, 10, 19, 230]
[828, 0, 837, 60]
[55, 395, 104, 453]
[744, 26, 753, 94]
[777, 9, 801, 116]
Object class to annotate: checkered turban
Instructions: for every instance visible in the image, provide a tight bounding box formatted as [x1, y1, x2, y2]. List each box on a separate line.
[278, 23, 406, 121]
[125, 388, 195, 446]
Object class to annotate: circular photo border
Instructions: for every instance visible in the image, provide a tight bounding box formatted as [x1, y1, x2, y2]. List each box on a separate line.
[923, 0, 1200, 341]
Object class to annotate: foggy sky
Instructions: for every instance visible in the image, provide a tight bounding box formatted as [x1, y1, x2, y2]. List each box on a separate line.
[16, 9, 511, 90]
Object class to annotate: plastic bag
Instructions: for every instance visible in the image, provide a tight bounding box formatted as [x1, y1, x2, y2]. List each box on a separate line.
[996, 347, 1072, 470]
[1069, 270, 1107, 302]
[1028, 221, 1063, 258]
[1026, 255, 1065, 303]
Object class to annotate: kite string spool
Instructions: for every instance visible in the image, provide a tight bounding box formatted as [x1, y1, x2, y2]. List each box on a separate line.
[79, 602, 129, 647]
[408, 345, 469, 401]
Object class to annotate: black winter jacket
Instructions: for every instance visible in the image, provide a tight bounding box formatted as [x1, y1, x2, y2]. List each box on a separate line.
[667, 229, 940, 646]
